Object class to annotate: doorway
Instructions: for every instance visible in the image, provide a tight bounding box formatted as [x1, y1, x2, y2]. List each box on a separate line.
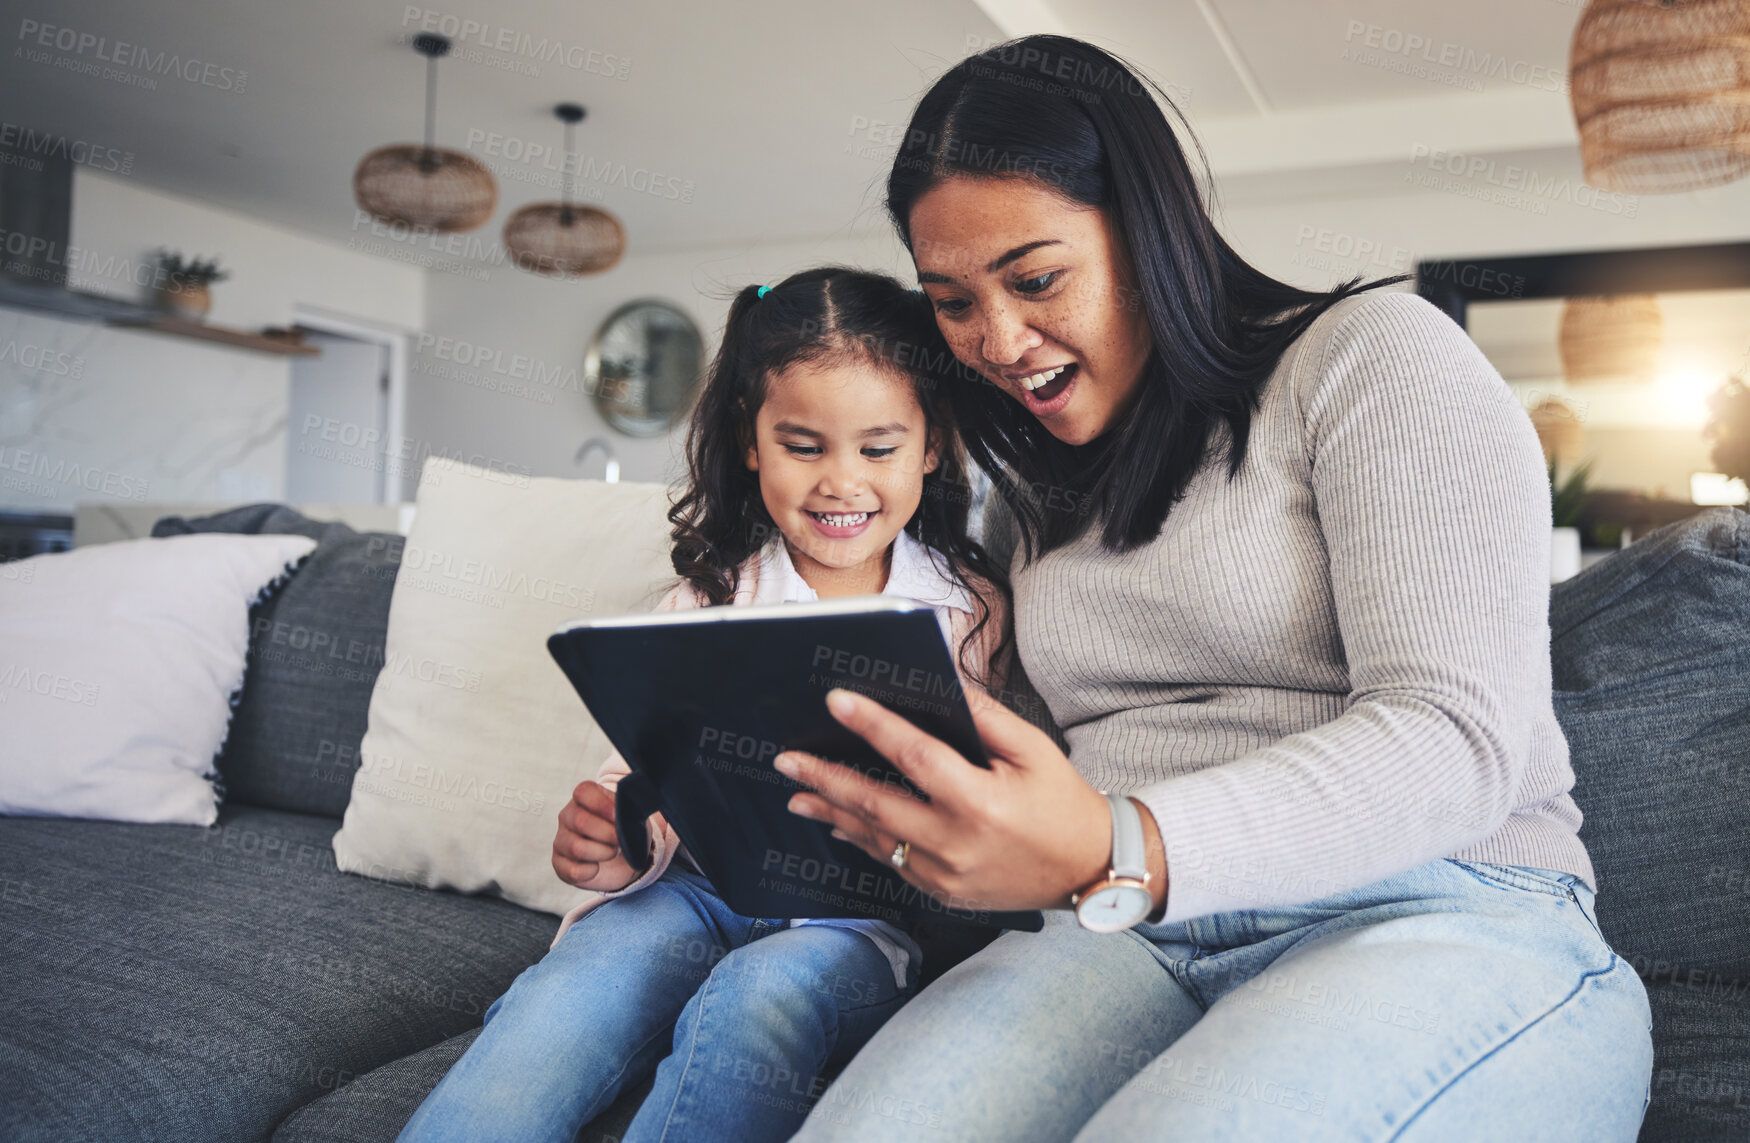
[286, 311, 409, 504]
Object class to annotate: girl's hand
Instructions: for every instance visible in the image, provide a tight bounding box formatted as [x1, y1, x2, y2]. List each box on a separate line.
[552, 780, 639, 893]
[777, 689, 1150, 913]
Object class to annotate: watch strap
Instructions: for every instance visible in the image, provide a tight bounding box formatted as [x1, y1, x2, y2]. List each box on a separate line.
[1106, 793, 1147, 882]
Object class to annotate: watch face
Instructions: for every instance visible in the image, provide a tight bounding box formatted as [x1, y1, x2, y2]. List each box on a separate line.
[1076, 883, 1153, 933]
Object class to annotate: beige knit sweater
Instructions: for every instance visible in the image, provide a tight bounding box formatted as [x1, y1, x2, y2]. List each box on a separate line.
[1010, 291, 1590, 925]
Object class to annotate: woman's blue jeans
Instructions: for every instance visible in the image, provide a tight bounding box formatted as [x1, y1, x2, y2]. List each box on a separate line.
[397, 867, 913, 1143]
[795, 858, 1654, 1142]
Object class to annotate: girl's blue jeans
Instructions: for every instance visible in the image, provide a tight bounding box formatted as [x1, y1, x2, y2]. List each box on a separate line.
[795, 858, 1654, 1142]
[397, 867, 914, 1143]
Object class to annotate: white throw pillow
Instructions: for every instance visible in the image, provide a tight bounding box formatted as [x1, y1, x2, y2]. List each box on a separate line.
[332, 456, 675, 915]
[0, 533, 317, 825]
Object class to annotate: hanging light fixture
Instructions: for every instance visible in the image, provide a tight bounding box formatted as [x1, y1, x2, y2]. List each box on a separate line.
[502, 103, 626, 278]
[1570, 0, 1750, 194]
[353, 33, 497, 232]
[1559, 294, 1664, 383]
[1528, 396, 1588, 465]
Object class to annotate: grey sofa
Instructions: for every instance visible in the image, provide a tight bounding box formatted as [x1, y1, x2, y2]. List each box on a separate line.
[2, 506, 1745, 1142]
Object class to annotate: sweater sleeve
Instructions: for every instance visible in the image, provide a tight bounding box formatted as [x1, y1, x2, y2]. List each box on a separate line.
[1136, 292, 1556, 923]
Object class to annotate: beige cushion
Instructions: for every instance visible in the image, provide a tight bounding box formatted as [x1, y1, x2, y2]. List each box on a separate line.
[332, 457, 675, 915]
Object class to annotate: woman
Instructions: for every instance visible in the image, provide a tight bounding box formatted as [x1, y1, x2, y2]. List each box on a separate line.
[554, 35, 1653, 1142]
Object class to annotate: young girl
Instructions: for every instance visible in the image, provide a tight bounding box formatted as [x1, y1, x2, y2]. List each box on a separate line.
[399, 268, 1010, 1143]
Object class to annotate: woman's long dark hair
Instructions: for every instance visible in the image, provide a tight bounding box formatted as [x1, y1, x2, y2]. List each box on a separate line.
[669, 266, 1009, 685]
[888, 35, 1407, 556]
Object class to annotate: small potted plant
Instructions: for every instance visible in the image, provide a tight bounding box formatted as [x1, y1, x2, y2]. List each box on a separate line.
[151, 250, 230, 320]
[1549, 458, 1591, 583]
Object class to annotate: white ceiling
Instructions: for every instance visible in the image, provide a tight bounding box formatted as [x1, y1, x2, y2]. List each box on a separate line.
[0, 0, 1611, 258]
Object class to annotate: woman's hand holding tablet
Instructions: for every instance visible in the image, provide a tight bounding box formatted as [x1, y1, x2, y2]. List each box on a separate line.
[777, 687, 1167, 916]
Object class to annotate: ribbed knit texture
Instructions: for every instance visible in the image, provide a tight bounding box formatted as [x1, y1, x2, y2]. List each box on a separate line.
[1013, 292, 1592, 924]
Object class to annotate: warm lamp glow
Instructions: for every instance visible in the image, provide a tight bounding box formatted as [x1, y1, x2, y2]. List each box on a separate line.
[1657, 370, 1722, 428]
[1691, 472, 1750, 505]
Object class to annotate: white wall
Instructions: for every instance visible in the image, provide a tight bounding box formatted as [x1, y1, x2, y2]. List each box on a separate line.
[407, 229, 912, 493]
[408, 165, 1750, 496]
[0, 171, 424, 513]
[23, 138, 1745, 515]
[69, 172, 425, 331]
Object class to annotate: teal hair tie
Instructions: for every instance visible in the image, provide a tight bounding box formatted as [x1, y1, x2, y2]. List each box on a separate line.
[757, 285, 771, 299]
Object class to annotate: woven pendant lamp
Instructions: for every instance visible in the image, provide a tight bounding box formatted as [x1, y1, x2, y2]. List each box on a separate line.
[503, 104, 626, 278]
[1528, 396, 1588, 463]
[1559, 294, 1665, 383]
[1570, 0, 1750, 193]
[353, 34, 497, 232]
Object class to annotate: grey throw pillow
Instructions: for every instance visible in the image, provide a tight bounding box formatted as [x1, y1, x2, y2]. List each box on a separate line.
[1550, 506, 1749, 1141]
[153, 504, 401, 818]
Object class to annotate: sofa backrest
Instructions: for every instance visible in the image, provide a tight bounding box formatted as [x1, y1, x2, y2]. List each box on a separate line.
[1549, 506, 1749, 1140]
[153, 504, 400, 818]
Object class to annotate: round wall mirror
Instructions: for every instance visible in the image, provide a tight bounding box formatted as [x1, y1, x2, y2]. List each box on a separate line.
[586, 299, 705, 437]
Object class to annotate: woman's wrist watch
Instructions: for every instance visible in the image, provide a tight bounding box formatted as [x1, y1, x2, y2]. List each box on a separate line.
[1073, 792, 1155, 932]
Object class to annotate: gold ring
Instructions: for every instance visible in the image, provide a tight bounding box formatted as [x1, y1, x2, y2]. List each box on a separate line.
[889, 840, 910, 870]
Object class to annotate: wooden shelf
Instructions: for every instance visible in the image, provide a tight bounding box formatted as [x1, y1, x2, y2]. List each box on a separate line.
[0, 277, 320, 356]
[107, 315, 320, 356]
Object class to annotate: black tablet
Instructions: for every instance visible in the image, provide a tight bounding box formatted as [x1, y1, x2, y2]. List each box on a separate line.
[548, 596, 1040, 931]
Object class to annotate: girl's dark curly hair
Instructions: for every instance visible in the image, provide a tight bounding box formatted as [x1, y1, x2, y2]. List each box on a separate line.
[669, 266, 1010, 686]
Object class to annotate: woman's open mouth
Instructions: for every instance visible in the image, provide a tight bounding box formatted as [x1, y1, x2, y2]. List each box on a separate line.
[1014, 362, 1078, 416]
[806, 510, 877, 539]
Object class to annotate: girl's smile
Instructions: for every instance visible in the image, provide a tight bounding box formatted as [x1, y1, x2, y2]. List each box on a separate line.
[804, 509, 878, 539]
